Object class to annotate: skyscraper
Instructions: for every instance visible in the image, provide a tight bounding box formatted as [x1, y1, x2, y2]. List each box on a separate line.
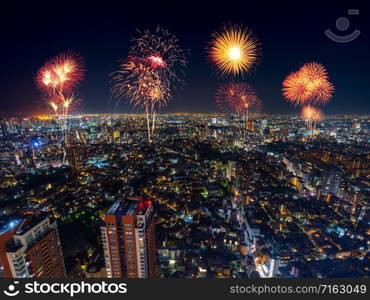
[101, 197, 156, 278]
[66, 144, 83, 173]
[0, 215, 66, 278]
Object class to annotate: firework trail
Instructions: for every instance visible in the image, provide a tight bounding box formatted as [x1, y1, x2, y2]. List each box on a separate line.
[207, 24, 261, 77]
[112, 26, 188, 142]
[282, 62, 334, 107]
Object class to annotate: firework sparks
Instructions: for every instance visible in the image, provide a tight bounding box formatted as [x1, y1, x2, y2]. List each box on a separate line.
[207, 24, 261, 77]
[112, 56, 170, 108]
[46, 93, 78, 116]
[49, 101, 59, 113]
[37, 51, 84, 118]
[282, 62, 334, 107]
[130, 26, 188, 88]
[301, 105, 324, 136]
[148, 55, 166, 69]
[36, 51, 85, 161]
[215, 82, 262, 115]
[37, 51, 84, 96]
[111, 27, 188, 142]
[301, 105, 323, 122]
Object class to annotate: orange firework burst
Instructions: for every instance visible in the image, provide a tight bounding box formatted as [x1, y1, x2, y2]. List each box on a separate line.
[282, 62, 334, 107]
[37, 51, 84, 96]
[207, 24, 261, 77]
[301, 105, 324, 122]
[215, 82, 262, 115]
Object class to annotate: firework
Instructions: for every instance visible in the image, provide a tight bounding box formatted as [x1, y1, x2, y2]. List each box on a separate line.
[45, 92, 78, 117]
[207, 24, 261, 77]
[129, 26, 188, 88]
[111, 27, 188, 142]
[215, 82, 261, 115]
[49, 101, 59, 117]
[112, 56, 170, 109]
[37, 51, 84, 118]
[300, 62, 334, 105]
[301, 105, 323, 122]
[301, 105, 324, 135]
[282, 62, 334, 106]
[37, 51, 84, 96]
[282, 72, 308, 106]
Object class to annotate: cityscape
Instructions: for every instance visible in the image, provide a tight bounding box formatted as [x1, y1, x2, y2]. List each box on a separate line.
[0, 113, 368, 278]
[0, 1, 369, 282]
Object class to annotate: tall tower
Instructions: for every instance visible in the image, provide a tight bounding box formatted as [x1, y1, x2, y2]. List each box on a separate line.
[0, 216, 66, 278]
[101, 197, 156, 278]
[112, 131, 121, 144]
[66, 145, 83, 173]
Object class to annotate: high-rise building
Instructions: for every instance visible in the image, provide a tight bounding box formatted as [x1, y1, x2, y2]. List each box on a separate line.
[0, 216, 66, 278]
[246, 120, 255, 130]
[112, 131, 120, 143]
[101, 197, 156, 278]
[66, 145, 83, 173]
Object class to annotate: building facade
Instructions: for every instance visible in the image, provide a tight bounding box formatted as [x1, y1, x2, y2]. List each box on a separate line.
[101, 197, 156, 278]
[0, 216, 66, 278]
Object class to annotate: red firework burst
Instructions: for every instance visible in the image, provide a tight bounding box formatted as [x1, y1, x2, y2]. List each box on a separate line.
[215, 82, 262, 115]
[129, 26, 188, 89]
[112, 55, 170, 109]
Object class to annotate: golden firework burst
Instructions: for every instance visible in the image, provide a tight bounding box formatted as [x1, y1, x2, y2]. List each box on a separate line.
[208, 24, 260, 77]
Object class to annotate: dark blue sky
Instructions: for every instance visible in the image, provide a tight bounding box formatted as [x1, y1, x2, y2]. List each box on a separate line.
[1, 0, 369, 115]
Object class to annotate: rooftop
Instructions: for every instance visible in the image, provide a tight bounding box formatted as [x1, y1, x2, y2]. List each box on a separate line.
[14, 215, 49, 236]
[0, 218, 23, 236]
[106, 196, 151, 216]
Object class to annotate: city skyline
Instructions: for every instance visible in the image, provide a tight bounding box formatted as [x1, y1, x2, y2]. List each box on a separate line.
[1, 1, 369, 115]
[1, 113, 368, 279]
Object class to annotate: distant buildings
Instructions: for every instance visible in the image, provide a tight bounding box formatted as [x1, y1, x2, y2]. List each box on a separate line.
[0, 215, 65, 278]
[101, 197, 157, 278]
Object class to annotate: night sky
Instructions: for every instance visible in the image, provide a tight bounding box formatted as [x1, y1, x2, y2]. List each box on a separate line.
[1, 1, 369, 115]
